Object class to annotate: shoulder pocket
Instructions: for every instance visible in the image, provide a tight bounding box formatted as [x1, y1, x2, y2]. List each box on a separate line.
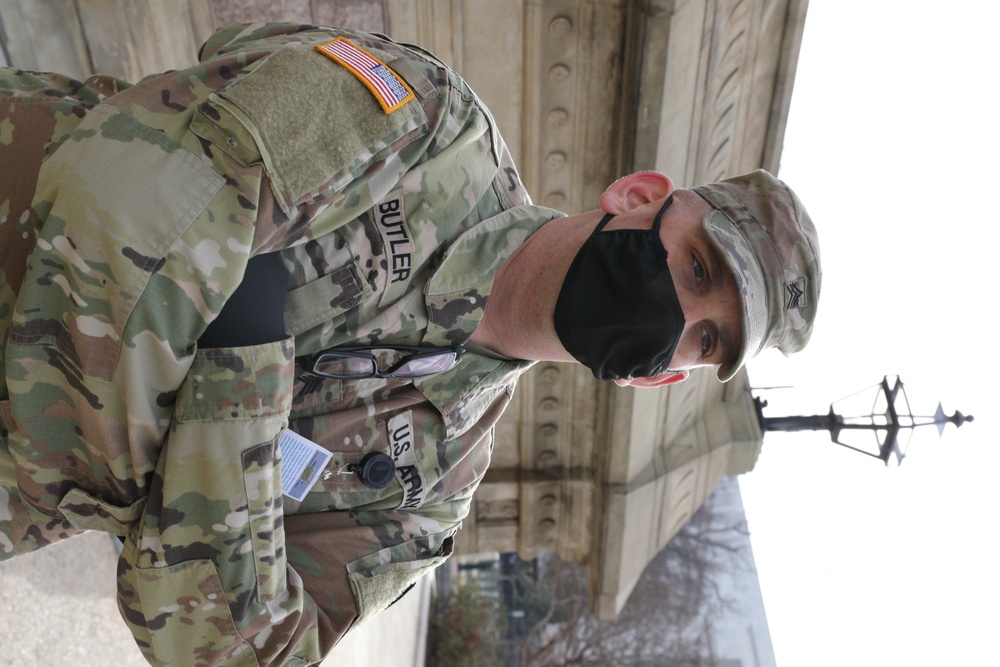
[151, 340, 294, 603]
[191, 43, 428, 217]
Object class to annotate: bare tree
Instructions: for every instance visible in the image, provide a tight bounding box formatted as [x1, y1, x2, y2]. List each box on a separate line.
[514, 484, 750, 667]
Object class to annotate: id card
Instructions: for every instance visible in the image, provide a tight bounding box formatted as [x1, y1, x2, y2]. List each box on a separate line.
[278, 429, 333, 501]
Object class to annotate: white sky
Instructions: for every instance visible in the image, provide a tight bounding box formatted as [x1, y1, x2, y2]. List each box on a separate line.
[738, 2, 1000, 665]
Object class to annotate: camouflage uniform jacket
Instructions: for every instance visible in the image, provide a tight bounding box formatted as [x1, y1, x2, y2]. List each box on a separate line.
[0, 23, 558, 666]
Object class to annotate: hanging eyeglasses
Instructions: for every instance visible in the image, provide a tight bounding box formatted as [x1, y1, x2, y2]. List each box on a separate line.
[305, 344, 465, 380]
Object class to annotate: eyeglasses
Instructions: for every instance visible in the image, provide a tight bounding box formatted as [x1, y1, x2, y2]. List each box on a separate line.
[305, 344, 465, 380]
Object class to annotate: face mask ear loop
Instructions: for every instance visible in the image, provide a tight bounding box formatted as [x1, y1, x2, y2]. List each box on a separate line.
[591, 212, 616, 234]
[650, 195, 674, 236]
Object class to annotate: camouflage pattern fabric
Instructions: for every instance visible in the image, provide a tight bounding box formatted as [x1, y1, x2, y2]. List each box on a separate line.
[1, 23, 558, 666]
[691, 170, 821, 382]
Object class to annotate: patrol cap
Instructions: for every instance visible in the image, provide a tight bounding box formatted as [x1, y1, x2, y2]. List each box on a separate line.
[690, 170, 821, 382]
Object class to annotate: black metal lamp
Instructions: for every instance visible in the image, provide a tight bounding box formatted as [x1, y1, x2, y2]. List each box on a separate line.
[753, 376, 973, 465]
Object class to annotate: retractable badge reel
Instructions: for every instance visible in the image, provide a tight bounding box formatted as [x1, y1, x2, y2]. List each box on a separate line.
[341, 452, 396, 489]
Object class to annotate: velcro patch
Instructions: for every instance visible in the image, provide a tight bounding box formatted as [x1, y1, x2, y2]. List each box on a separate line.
[315, 38, 416, 113]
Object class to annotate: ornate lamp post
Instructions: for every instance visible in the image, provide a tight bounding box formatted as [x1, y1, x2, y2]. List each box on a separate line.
[753, 376, 973, 465]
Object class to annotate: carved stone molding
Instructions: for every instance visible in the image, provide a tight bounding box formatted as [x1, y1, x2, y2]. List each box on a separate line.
[477, 499, 520, 522]
[651, 0, 807, 185]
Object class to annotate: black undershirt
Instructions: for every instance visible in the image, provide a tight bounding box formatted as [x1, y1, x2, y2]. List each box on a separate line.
[198, 253, 288, 349]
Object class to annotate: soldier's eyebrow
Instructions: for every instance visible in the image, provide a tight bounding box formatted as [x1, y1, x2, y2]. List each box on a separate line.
[719, 323, 737, 366]
[709, 241, 726, 293]
[707, 240, 739, 364]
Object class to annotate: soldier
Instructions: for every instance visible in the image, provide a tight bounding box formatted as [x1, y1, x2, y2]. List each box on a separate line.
[0, 23, 820, 666]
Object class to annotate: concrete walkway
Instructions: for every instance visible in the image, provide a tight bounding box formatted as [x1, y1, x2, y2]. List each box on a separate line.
[0, 530, 429, 667]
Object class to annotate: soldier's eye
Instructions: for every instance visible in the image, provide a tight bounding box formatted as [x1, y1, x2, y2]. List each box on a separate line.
[692, 255, 706, 287]
[700, 326, 714, 358]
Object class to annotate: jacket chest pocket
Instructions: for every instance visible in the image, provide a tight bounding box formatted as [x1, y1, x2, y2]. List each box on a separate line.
[284, 384, 437, 515]
[284, 261, 373, 339]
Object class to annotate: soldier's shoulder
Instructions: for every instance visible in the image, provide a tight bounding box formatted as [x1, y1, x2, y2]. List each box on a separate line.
[199, 23, 334, 61]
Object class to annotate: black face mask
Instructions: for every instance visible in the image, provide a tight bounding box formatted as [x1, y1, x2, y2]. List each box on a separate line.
[553, 196, 685, 381]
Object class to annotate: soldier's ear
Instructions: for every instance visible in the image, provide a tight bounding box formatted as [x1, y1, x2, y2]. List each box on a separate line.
[600, 172, 674, 214]
[614, 370, 688, 388]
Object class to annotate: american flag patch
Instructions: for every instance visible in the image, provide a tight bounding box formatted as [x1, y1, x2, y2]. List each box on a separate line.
[315, 38, 416, 114]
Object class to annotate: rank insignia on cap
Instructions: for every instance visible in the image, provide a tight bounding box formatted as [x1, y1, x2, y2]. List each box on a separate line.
[785, 278, 807, 310]
[315, 38, 416, 113]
